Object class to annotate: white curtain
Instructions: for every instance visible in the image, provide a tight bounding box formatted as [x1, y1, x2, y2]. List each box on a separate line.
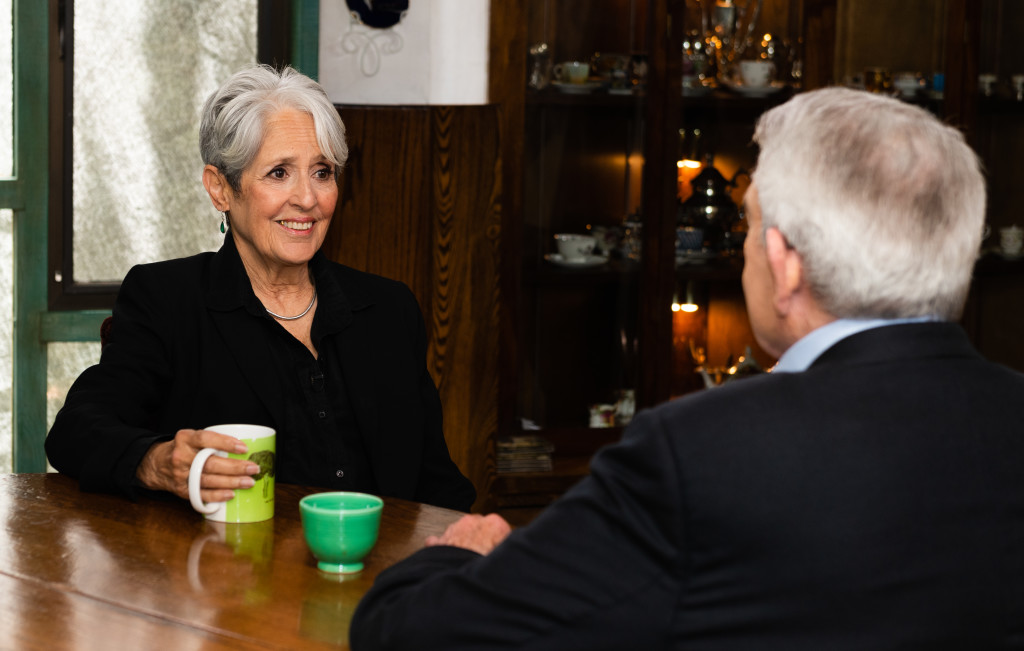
[72, 0, 258, 282]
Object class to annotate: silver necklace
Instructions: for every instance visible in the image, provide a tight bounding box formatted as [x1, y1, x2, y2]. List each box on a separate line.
[265, 288, 317, 321]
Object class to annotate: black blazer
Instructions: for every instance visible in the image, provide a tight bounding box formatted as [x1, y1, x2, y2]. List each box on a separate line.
[45, 235, 475, 512]
[351, 323, 1024, 649]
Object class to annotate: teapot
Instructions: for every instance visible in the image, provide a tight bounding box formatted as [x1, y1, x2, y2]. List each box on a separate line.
[677, 155, 747, 251]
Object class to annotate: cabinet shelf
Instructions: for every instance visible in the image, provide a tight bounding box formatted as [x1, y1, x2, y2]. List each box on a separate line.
[977, 95, 1024, 116]
[526, 88, 645, 108]
[525, 258, 640, 286]
[684, 86, 798, 110]
[674, 255, 745, 281]
[524, 254, 744, 285]
[974, 251, 1024, 277]
[491, 426, 623, 510]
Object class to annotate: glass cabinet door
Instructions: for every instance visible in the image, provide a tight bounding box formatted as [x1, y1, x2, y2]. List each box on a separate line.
[518, 0, 650, 434]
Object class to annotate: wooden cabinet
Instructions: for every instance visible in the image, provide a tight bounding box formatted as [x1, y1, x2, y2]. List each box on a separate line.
[324, 0, 1024, 517]
[489, 0, 779, 516]
[487, 0, 1024, 519]
[487, 1, 683, 518]
[959, 0, 1024, 370]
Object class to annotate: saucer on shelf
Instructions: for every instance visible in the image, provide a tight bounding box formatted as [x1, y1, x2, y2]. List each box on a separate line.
[675, 250, 717, 265]
[682, 84, 712, 98]
[551, 81, 603, 95]
[545, 253, 609, 268]
[723, 80, 785, 98]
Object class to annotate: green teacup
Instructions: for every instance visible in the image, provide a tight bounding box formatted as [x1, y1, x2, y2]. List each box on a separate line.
[299, 492, 383, 573]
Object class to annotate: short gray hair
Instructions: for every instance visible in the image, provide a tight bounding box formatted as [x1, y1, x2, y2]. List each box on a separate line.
[199, 64, 348, 192]
[752, 87, 986, 321]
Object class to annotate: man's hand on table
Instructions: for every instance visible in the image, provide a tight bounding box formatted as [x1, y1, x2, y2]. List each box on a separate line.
[425, 514, 512, 556]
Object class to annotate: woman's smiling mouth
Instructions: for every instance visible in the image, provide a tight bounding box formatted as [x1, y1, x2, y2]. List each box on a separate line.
[278, 220, 313, 231]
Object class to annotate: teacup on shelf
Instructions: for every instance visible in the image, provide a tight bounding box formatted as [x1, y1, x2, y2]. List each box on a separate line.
[1000, 225, 1023, 257]
[978, 73, 998, 96]
[554, 233, 596, 261]
[893, 72, 923, 98]
[553, 61, 590, 85]
[738, 60, 774, 88]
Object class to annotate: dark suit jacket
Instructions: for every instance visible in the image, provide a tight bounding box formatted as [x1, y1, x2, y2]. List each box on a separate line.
[45, 235, 475, 512]
[351, 323, 1024, 649]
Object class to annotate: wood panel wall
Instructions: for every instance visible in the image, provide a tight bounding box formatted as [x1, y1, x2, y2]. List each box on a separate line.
[320, 105, 502, 511]
[489, 0, 527, 442]
[802, 0, 838, 89]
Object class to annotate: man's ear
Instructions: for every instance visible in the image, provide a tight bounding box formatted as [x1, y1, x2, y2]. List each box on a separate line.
[765, 226, 805, 316]
[202, 165, 232, 212]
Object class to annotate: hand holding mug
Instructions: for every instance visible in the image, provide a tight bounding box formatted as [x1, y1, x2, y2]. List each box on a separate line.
[188, 424, 276, 523]
[136, 427, 260, 503]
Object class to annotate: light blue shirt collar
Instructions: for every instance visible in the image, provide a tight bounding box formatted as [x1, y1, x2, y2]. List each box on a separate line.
[773, 316, 939, 373]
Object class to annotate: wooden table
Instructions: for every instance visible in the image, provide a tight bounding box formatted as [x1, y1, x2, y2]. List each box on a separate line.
[0, 473, 463, 650]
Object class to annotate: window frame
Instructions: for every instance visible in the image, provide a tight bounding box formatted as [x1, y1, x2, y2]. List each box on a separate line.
[9, 0, 320, 472]
[47, 0, 319, 311]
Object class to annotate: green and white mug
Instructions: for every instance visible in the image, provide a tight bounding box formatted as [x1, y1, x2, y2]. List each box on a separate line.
[188, 424, 276, 523]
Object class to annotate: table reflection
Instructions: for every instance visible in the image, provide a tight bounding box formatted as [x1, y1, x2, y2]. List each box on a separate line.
[0, 474, 461, 650]
[187, 520, 275, 603]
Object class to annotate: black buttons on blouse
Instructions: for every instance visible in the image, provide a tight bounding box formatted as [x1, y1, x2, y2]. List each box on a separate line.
[336, 470, 345, 478]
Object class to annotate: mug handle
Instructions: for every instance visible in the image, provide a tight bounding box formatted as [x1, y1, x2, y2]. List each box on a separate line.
[186, 527, 222, 592]
[188, 448, 228, 514]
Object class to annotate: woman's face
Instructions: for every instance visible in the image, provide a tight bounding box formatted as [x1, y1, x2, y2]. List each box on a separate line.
[225, 108, 337, 275]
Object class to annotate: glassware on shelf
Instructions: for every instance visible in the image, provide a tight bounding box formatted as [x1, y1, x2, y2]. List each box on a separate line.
[697, 346, 764, 389]
[588, 403, 617, 428]
[705, 0, 764, 83]
[892, 72, 924, 99]
[615, 389, 636, 426]
[677, 127, 705, 201]
[586, 390, 635, 428]
[629, 54, 649, 91]
[677, 155, 747, 252]
[978, 73, 997, 97]
[864, 67, 892, 94]
[788, 37, 804, 87]
[591, 52, 631, 93]
[527, 43, 551, 90]
[621, 217, 643, 261]
[669, 316, 708, 397]
[682, 31, 714, 95]
[743, 32, 801, 86]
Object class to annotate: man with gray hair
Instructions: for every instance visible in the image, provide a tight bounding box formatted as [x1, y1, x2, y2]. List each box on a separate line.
[350, 88, 1024, 649]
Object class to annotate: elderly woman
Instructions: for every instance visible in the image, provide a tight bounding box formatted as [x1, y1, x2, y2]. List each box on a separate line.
[45, 64, 476, 512]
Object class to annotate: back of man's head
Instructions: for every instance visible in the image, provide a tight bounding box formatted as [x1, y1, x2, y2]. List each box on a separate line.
[752, 87, 986, 321]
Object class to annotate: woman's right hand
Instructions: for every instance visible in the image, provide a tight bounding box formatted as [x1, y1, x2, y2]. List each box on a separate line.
[136, 429, 260, 502]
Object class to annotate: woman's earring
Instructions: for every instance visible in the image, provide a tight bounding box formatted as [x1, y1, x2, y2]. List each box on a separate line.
[220, 212, 227, 234]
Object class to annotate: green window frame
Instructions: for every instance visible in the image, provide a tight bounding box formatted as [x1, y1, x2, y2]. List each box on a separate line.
[7, 0, 320, 471]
